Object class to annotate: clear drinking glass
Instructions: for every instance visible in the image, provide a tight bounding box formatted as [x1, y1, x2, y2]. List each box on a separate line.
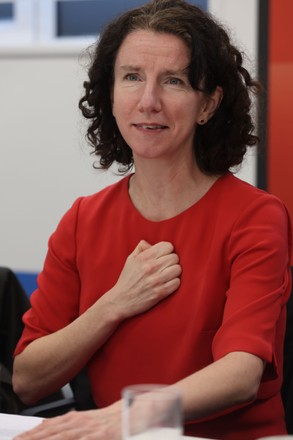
[122, 384, 183, 440]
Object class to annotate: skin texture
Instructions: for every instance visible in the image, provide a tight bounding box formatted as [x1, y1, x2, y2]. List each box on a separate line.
[13, 31, 265, 440]
[112, 31, 211, 161]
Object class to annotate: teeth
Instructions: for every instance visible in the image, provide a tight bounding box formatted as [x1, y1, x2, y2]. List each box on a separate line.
[142, 125, 164, 129]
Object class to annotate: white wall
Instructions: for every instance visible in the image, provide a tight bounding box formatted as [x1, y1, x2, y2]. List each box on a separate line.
[209, 0, 259, 184]
[0, 53, 122, 271]
[0, 0, 259, 273]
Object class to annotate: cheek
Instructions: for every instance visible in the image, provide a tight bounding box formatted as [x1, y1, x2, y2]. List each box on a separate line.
[112, 103, 128, 136]
[112, 92, 128, 119]
[171, 104, 196, 128]
[113, 97, 134, 125]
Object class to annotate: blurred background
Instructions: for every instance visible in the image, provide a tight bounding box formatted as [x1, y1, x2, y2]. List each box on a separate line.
[0, 0, 292, 295]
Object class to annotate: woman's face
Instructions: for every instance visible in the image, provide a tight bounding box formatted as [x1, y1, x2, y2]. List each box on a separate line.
[112, 30, 210, 163]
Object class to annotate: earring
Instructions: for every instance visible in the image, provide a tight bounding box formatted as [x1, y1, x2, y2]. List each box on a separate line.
[199, 119, 205, 125]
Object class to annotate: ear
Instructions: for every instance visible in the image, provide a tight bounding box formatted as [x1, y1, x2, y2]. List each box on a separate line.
[197, 86, 223, 125]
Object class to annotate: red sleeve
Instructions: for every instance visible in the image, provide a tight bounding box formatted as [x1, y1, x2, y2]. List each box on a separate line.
[14, 197, 83, 356]
[212, 194, 292, 398]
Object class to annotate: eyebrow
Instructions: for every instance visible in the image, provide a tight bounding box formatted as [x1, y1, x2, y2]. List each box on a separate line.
[119, 65, 141, 72]
[118, 65, 189, 77]
[164, 68, 189, 77]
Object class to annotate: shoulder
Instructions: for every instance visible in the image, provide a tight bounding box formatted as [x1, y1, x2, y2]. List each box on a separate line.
[218, 174, 292, 262]
[213, 172, 291, 252]
[79, 175, 129, 210]
[217, 172, 289, 218]
[64, 175, 130, 218]
[51, 175, 130, 236]
[219, 172, 274, 200]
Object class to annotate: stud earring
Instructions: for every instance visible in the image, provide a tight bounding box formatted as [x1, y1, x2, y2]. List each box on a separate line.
[199, 119, 205, 125]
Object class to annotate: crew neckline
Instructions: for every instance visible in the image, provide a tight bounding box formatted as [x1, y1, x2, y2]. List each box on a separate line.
[125, 172, 229, 224]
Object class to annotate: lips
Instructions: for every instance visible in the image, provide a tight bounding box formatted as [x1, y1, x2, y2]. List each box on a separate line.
[134, 123, 168, 130]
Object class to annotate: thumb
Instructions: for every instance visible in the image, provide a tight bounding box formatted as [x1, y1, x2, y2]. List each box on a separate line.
[132, 240, 152, 256]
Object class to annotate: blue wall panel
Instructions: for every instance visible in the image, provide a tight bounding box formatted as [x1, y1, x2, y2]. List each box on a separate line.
[16, 272, 38, 297]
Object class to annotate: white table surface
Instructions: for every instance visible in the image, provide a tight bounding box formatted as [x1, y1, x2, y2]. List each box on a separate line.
[0, 413, 43, 439]
[0, 413, 202, 439]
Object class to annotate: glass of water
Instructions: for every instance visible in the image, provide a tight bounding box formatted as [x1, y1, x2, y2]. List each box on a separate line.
[122, 384, 183, 439]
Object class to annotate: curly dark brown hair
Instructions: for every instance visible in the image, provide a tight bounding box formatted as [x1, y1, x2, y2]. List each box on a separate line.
[79, 0, 261, 174]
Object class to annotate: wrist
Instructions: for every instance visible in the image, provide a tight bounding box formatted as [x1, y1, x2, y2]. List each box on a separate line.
[97, 287, 127, 324]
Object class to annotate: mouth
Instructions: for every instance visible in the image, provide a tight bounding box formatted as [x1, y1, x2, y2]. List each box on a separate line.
[134, 123, 168, 131]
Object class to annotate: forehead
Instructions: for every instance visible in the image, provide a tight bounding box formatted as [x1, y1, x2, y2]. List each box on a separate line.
[114, 30, 190, 69]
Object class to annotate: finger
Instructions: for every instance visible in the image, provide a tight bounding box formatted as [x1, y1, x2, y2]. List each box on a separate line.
[14, 413, 77, 439]
[159, 276, 181, 297]
[14, 420, 48, 439]
[157, 252, 180, 271]
[149, 264, 182, 300]
[131, 239, 152, 256]
[14, 421, 62, 439]
[142, 251, 180, 278]
[159, 263, 182, 284]
[143, 241, 175, 259]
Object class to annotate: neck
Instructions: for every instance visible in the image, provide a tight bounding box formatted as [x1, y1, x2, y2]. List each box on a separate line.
[129, 159, 220, 221]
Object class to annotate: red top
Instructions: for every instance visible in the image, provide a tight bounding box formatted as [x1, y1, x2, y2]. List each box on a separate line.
[15, 172, 292, 439]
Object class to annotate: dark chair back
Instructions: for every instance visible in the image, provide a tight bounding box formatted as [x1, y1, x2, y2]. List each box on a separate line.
[281, 266, 293, 433]
[0, 267, 64, 414]
[0, 267, 30, 373]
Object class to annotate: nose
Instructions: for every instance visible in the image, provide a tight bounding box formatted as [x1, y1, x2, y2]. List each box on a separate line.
[137, 82, 162, 113]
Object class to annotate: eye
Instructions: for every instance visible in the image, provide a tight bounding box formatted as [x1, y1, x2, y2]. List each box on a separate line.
[125, 73, 140, 81]
[167, 77, 183, 85]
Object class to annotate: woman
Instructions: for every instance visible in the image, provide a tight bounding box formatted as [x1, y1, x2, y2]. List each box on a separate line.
[13, 1, 291, 439]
